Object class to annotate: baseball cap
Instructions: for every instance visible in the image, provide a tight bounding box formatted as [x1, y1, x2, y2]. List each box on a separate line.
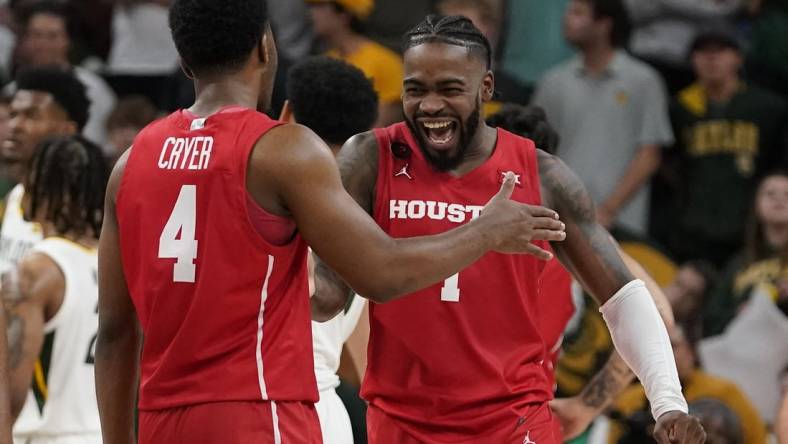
[689, 27, 742, 54]
[305, 0, 374, 20]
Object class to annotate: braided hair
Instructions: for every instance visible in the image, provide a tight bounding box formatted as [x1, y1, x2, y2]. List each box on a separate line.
[403, 14, 492, 69]
[24, 135, 108, 239]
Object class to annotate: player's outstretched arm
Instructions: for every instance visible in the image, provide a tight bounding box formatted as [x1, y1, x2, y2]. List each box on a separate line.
[538, 151, 704, 444]
[96, 151, 141, 444]
[250, 125, 565, 309]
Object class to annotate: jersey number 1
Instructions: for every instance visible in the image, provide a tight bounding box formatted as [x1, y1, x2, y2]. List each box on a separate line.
[159, 185, 198, 283]
[441, 273, 460, 302]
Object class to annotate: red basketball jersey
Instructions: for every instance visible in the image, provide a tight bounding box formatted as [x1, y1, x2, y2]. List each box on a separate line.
[116, 106, 317, 411]
[361, 123, 553, 441]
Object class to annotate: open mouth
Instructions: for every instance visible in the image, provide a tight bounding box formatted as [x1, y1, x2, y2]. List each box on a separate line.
[420, 119, 457, 148]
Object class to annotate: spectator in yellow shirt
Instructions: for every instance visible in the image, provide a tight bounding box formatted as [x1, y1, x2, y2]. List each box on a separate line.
[610, 326, 767, 444]
[306, 0, 403, 126]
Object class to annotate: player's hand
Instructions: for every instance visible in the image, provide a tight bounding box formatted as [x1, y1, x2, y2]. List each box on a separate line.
[479, 172, 566, 259]
[653, 411, 706, 444]
[549, 397, 597, 440]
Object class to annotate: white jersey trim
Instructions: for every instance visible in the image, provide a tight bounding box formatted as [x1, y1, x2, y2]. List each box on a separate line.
[271, 400, 282, 444]
[256, 256, 275, 400]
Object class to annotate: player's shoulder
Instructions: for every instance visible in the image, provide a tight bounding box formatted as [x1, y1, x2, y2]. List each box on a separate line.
[535, 148, 561, 172]
[335, 130, 380, 176]
[16, 249, 63, 300]
[344, 130, 379, 153]
[534, 149, 583, 208]
[108, 148, 132, 205]
[18, 251, 57, 278]
[535, 148, 584, 191]
[257, 122, 330, 159]
[251, 123, 336, 178]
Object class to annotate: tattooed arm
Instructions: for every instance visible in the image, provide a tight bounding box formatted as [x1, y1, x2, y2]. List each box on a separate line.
[551, 353, 633, 439]
[3, 253, 64, 421]
[538, 150, 635, 302]
[539, 151, 703, 444]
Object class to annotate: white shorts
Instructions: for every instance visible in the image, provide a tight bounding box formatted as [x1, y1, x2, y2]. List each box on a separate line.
[315, 388, 354, 444]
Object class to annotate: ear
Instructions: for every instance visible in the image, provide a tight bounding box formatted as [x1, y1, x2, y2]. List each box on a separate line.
[179, 58, 194, 80]
[481, 70, 495, 102]
[279, 100, 296, 123]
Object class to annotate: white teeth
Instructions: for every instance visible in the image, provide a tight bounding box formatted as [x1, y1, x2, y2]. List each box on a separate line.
[423, 121, 452, 129]
[430, 134, 451, 144]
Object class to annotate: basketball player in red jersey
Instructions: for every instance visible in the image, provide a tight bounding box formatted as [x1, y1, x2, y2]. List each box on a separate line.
[487, 104, 678, 440]
[94, 2, 567, 443]
[311, 15, 706, 444]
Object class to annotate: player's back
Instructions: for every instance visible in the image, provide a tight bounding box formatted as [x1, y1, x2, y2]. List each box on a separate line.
[14, 237, 101, 444]
[116, 106, 316, 411]
[363, 123, 553, 441]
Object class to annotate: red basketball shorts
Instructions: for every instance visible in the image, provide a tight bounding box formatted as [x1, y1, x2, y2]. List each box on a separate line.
[138, 400, 322, 444]
[367, 402, 561, 444]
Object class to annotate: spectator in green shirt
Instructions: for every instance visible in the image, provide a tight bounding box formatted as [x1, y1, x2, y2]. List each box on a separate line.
[666, 28, 788, 268]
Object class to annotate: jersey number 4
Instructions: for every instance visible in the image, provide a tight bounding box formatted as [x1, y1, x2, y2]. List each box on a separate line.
[159, 185, 198, 283]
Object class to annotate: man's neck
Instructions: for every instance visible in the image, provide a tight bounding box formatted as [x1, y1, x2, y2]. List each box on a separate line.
[41, 223, 98, 248]
[451, 124, 498, 177]
[764, 223, 788, 251]
[581, 42, 615, 76]
[190, 74, 261, 116]
[701, 77, 740, 103]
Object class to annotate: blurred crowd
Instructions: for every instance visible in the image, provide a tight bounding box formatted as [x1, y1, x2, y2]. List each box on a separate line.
[0, 0, 787, 443]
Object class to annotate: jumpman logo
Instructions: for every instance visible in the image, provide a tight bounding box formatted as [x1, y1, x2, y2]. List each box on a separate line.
[395, 163, 413, 180]
[522, 431, 536, 444]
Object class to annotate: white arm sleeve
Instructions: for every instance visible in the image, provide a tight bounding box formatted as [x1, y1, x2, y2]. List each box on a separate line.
[599, 279, 688, 420]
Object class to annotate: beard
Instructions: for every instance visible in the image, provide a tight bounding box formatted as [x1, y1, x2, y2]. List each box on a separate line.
[406, 100, 482, 172]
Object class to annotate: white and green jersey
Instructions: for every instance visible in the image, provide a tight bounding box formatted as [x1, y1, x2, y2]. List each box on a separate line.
[0, 184, 43, 276]
[13, 237, 101, 444]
